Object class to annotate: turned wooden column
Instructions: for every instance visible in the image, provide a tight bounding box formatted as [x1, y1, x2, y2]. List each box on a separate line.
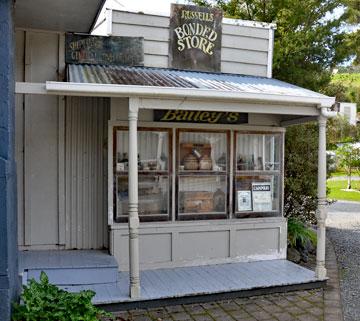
[128, 97, 140, 298]
[315, 114, 327, 279]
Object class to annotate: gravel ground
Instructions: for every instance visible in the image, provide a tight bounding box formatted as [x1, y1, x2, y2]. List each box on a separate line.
[327, 200, 360, 321]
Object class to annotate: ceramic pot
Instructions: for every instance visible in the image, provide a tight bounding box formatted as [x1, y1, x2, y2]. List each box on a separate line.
[199, 155, 212, 170]
[184, 153, 199, 170]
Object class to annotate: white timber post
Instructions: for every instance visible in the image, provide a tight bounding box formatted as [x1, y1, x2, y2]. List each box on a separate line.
[128, 97, 140, 298]
[315, 114, 327, 279]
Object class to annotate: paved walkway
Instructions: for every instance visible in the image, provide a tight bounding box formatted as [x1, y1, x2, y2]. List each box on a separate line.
[327, 200, 360, 321]
[110, 290, 324, 321]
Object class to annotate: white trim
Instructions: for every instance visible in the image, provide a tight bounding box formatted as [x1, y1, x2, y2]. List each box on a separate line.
[139, 98, 320, 116]
[16, 82, 46, 94]
[112, 9, 276, 30]
[267, 28, 274, 78]
[106, 9, 113, 36]
[15, 81, 335, 109]
[108, 124, 114, 226]
[108, 120, 286, 133]
[43, 81, 335, 108]
[110, 216, 286, 230]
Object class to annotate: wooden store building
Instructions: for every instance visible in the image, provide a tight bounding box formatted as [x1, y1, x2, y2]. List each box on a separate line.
[14, 1, 335, 304]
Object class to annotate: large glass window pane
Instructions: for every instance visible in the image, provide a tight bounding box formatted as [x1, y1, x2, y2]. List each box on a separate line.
[116, 175, 169, 222]
[116, 130, 169, 172]
[178, 175, 227, 220]
[179, 132, 227, 172]
[114, 128, 170, 223]
[236, 134, 280, 171]
[235, 175, 280, 218]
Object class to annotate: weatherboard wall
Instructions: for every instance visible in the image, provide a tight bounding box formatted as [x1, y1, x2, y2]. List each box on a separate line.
[15, 30, 109, 250]
[110, 10, 273, 77]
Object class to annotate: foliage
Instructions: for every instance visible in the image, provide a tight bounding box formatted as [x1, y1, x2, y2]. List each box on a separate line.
[191, 0, 360, 92]
[12, 272, 112, 321]
[328, 72, 360, 111]
[327, 115, 360, 148]
[284, 123, 319, 224]
[336, 143, 360, 189]
[327, 179, 360, 201]
[190, 0, 360, 224]
[287, 217, 317, 249]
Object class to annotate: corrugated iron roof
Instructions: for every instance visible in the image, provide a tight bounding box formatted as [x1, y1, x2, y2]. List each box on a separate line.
[67, 64, 329, 99]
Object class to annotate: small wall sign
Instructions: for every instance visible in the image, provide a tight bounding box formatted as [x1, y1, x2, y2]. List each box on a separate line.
[169, 4, 223, 72]
[154, 110, 248, 124]
[252, 182, 272, 212]
[65, 33, 144, 66]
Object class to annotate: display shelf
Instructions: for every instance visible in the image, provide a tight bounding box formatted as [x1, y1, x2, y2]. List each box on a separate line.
[178, 170, 227, 175]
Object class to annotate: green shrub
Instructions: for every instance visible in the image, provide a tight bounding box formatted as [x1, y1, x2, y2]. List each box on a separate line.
[12, 272, 112, 321]
[287, 217, 317, 249]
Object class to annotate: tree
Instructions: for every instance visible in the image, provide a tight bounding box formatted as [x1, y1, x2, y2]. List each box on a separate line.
[192, 0, 360, 91]
[327, 115, 360, 148]
[336, 143, 360, 189]
[191, 0, 360, 223]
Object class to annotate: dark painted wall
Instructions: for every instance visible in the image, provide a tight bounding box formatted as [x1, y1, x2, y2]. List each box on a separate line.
[0, 0, 19, 320]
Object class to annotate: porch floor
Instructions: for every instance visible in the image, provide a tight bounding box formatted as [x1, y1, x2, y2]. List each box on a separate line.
[19, 250, 321, 305]
[115, 260, 319, 303]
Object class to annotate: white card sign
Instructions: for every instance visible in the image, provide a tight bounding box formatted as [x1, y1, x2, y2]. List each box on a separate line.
[237, 190, 252, 211]
[252, 182, 272, 212]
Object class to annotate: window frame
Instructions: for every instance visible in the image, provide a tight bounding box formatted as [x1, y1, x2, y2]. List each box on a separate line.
[233, 131, 284, 218]
[112, 126, 173, 223]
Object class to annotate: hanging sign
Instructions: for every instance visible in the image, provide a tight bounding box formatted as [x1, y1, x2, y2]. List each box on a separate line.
[154, 110, 248, 124]
[169, 4, 223, 72]
[65, 33, 144, 66]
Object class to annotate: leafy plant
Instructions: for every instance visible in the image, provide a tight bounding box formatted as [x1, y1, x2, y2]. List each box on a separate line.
[12, 271, 113, 321]
[287, 217, 317, 249]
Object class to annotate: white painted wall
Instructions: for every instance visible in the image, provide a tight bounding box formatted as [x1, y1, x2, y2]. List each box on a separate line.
[339, 102, 357, 125]
[15, 29, 109, 250]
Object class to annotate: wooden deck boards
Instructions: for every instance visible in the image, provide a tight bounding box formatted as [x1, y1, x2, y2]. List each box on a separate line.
[116, 259, 317, 303]
[19, 250, 319, 305]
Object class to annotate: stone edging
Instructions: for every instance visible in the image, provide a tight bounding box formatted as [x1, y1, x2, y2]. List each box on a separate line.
[324, 237, 344, 321]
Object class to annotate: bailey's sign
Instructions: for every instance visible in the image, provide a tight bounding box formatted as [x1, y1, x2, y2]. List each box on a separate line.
[65, 33, 144, 66]
[169, 4, 222, 72]
[154, 110, 248, 125]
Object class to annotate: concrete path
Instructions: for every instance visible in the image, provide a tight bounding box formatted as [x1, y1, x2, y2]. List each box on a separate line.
[328, 176, 360, 181]
[327, 200, 360, 321]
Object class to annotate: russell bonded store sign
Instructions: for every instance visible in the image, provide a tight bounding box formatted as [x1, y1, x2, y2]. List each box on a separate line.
[169, 4, 223, 72]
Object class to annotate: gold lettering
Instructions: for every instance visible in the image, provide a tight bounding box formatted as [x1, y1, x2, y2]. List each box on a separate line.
[160, 110, 178, 121]
[208, 112, 223, 123]
[199, 112, 210, 122]
[227, 112, 239, 123]
[193, 111, 201, 121]
[176, 111, 189, 121]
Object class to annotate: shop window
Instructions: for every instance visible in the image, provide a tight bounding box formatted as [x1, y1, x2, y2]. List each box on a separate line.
[114, 128, 171, 222]
[176, 130, 228, 220]
[234, 133, 282, 218]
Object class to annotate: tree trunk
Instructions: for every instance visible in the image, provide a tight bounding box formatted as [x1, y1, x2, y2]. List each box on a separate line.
[347, 173, 352, 189]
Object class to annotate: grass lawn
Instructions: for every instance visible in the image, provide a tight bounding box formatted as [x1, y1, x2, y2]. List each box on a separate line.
[327, 179, 360, 202]
[330, 170, 347, 177]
